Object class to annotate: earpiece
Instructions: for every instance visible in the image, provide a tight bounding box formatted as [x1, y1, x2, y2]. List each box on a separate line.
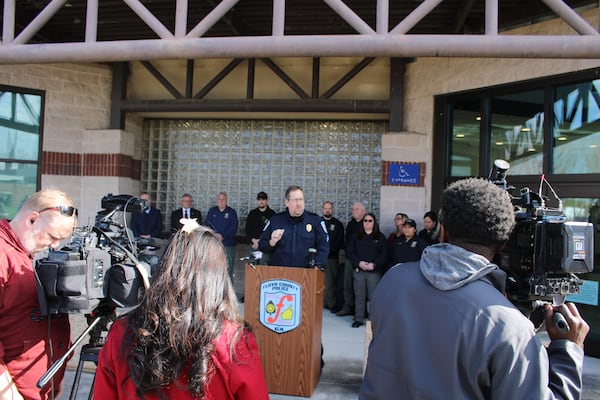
[30, 219, 35, 224]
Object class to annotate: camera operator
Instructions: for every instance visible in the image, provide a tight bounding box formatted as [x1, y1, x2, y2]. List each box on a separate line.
[0, 188, 77, 400]
[361, 178, 589, 399]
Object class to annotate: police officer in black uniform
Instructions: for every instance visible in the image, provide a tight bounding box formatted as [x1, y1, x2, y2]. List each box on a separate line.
[258, 185, 329, 268]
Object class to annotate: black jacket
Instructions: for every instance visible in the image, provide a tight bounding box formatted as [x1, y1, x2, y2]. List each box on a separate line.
[322, 216, 345, 259]
[170, 208, 203, 233]
[347, 231, 387, 272]
[245, 207, 276, 240]
[259, 210, 329, 267]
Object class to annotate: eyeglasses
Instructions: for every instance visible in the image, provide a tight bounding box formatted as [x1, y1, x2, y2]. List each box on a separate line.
[39, 206, 78, 217]
[363, 219, 374, 223]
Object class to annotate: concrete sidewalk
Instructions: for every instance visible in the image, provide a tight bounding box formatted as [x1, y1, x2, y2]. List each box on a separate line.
[59, 255, 600, 399]
[61, 308, 600, 399]
[61, 309, 365, 399]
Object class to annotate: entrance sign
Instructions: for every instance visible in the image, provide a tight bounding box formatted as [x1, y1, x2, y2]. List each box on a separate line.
[389, 163, 421, 185]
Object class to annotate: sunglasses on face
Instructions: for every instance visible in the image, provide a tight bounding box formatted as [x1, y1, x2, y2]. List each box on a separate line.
[363, 219, 374, 222]
[39, 206, 78, 217]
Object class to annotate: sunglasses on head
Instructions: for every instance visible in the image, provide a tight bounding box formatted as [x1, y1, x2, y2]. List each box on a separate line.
[39, 206, 78, 217]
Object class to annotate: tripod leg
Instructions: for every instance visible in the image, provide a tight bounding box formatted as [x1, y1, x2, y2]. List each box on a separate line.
[68, 346, 101, 400]
[68, 355, 85, 400]
[87, 374, 96, 400]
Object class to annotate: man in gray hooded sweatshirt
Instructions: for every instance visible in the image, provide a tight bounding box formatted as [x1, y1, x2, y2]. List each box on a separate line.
[360, 177, 589, 399]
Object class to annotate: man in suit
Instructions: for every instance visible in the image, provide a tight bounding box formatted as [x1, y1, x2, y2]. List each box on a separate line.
[170, 193, 203, 233]
[130, 192, 163, 239]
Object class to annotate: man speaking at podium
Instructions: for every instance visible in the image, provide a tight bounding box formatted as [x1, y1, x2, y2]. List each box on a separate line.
[259, 185, 329, 268]
[258, 185, 329, 374]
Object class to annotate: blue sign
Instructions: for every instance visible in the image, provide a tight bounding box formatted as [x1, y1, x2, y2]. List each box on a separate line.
[567, 280, 599, 306]
[389, 163, 420, 186]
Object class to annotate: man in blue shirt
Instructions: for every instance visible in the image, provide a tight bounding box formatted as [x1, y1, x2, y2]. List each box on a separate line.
[259, 186, 329, 268]
[205, 192, 239, 282]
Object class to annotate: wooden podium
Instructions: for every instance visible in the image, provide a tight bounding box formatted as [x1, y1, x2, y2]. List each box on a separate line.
[244, 264, 324, 397]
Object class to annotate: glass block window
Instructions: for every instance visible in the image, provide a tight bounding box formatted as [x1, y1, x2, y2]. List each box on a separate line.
[142, 119, 383, 235]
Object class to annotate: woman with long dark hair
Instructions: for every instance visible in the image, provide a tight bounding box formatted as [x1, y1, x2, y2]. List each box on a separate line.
[418, 210, 440, 245]
[94, 221, 268, 399]
[346, 213, 387, 328]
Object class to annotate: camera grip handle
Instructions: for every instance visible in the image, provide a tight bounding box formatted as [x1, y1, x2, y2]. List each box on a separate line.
[552, 311, 570, 334]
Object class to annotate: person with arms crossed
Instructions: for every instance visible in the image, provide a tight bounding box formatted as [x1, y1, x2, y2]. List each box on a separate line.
[205, 192, 239, 283]
[360, 178, 589, 399]
[170, 193, 202, 234]
[0, 188, 78, 400]
[94, 220, 269, 399]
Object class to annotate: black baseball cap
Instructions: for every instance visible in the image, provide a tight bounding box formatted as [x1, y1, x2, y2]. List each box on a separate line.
[257, 192, 268, 200]
[404, 218, 417, 229]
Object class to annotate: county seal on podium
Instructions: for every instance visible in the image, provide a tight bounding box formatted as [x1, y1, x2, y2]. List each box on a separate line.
[259, 279, 302, 333]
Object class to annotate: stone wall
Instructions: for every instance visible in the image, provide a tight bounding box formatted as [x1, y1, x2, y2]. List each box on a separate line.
[0, 63, 142, 221]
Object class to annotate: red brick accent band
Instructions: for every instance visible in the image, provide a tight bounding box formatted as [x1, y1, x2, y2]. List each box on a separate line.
[42, 151, 140, 180]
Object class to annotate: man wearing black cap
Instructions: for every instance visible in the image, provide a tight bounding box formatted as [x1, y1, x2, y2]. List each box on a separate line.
[245, 191, 275, 263]
[388, 218, 427, 267]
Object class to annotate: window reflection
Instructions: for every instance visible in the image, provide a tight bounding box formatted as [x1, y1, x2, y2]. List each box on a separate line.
[0, 163, 38, 219]
[553, 80, 600, 174]
[450, 100, 480, 177]
[490, 90, 544, 175]
[0, 91, 41, 160]
[0, 87, 42, 219]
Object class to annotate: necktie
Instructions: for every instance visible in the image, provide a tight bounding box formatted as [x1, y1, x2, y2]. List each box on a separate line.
[184, 209, 189, 219]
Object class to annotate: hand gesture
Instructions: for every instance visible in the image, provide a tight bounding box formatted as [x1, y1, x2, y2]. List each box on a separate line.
[270, 229, 285, 247]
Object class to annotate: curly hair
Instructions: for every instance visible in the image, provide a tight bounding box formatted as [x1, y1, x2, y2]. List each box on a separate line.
[122, 225, 244, 398]
[441, 178, 515, 245]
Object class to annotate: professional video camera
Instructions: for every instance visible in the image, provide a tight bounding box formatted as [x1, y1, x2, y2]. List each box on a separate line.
[34, 194, 152, 316]
[489, 160, 594, 322]
[35, 194, 155, 392]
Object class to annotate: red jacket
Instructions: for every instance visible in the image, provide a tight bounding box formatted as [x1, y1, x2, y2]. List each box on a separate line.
[0, 219, 71, 400]
[94, 318, 269, 399]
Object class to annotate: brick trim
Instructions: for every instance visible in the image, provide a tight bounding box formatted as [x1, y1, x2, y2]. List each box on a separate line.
[382, 161, 425, 187]
[42, 151, 140, 180]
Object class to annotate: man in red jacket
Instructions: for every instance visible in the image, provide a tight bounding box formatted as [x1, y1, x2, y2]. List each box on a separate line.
[0, 188, 77, 400]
